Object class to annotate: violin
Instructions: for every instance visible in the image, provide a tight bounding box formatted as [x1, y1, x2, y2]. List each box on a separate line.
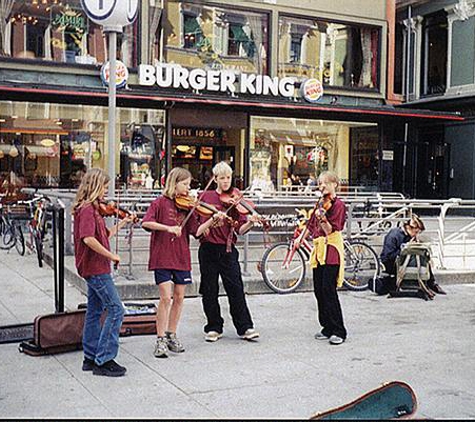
[219, 188, 270, 229]
[219, 188, 256, 215]
[174, 194, 222, 218]
[315, 192, 334, 220]
[98, 200, 139, 223]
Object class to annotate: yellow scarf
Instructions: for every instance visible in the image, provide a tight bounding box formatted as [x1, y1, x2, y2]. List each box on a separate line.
[310, 231, 345, 287]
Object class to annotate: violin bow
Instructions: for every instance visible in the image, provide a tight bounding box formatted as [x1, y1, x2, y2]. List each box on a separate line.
[296, 189, 323, 244]
[179, 176, 215, 229]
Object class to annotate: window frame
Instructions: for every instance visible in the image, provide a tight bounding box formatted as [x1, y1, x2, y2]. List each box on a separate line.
[278, 13, 382, 92]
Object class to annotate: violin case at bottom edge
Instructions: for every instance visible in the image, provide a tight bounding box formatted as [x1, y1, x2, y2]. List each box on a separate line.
[309, 381, 418, 420]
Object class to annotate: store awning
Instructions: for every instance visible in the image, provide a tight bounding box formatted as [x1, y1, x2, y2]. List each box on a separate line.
[0, 84, 464, 123]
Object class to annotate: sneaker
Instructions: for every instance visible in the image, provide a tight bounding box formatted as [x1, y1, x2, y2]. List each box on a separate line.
[204, 331, 223, 342]
[166, 331, 185, 353]
[92, 360, 126, 377]
[82, 357, 95, 371]
[241, 328, 260, 341]
[329, 335, 345, 345]
[154, 336, 168, 358]
[314, 332, 330, 341]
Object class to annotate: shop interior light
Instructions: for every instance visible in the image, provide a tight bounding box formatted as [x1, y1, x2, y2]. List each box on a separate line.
[40, 138, 56, 147]
[0, 119, 5, 123]
[176, 145, 190, 152]
[0, 150, 4, 159]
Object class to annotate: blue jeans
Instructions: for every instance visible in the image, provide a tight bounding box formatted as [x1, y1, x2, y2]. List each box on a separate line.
[83, 273, 124, 366]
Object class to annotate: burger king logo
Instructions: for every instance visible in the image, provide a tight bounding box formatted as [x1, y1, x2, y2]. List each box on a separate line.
[101, 60, 129, 89]
[301, 78, 324, 103]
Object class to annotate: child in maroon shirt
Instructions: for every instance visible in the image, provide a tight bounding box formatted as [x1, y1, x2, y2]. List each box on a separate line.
[73, 168, 135, 377]
[142, 167, 219, 358]
[198, 161, 260, 343]
[297, 171, 348, 345]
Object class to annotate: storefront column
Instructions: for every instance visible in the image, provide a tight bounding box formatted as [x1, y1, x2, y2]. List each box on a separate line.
[165, 110, 172, 177]
[379, 123, 394, 192]
[244, 113, 251, 187]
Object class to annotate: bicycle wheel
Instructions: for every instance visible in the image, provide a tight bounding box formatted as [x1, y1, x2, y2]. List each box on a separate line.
[0, 221, 16, 250]
[343, 240, 380, 291]
[260, 242, 307, 294]
[34, 230, 43, 268]
[14, 224, 25, 256]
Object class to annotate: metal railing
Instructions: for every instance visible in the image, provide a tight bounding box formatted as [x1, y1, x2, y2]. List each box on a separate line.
[28, 188, 475, 276]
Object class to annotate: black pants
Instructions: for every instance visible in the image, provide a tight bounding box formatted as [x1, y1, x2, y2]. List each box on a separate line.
[198, 242, 254, 336]
[313, 265, 347, 339]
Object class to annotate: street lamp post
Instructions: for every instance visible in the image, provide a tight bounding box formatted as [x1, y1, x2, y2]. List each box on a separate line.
[81, 0, 138, 195]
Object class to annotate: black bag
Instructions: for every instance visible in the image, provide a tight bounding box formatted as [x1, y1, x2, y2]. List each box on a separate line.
[19, 310, 86, 356]
[369, 276, 393, 295]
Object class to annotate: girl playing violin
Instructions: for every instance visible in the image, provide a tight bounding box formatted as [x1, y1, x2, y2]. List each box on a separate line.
[73, 168, 135, 377]
[198, 161, 260, 343]
[296, 171, 347, 345]
[141, 167, 220, 358]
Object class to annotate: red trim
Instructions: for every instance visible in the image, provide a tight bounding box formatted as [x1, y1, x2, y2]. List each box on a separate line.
[0, 85, 464, 121]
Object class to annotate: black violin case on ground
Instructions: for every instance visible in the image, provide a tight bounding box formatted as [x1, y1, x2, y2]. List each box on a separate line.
[309, 381, 417, 420]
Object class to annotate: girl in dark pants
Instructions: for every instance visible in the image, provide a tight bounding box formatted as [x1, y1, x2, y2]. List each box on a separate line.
[313, 266, 346, 342]
[198, 161, 260, 342]
[297, 171, 347, 345]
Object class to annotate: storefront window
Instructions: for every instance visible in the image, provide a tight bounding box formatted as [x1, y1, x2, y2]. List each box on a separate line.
[350, 126, 379, 187]
[0, 101, 164, 189]
[250, 116, 378, 190]
[171, 125, 245, 189]
[0, 0, 138, 67]
[278, 16, 380, 89]
[161, 1, 268, 74]
[421, 12, 447, 97]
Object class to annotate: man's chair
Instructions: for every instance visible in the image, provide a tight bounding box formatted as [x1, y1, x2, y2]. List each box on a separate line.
[395, 242, 435, 300]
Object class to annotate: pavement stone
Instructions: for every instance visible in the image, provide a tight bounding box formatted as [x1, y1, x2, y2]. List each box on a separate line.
[0, 249, 475, 419]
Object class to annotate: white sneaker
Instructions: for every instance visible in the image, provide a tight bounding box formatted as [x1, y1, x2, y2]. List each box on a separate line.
[329, 335, 345, 345]
[204, 331, 223, 342]
[241, 328, 259, 340]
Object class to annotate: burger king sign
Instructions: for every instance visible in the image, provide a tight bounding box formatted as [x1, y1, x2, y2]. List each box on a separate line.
[300, 78, 324, 103]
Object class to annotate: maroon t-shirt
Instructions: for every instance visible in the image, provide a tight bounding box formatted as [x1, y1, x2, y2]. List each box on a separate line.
[198, 190, 247, 245]
[142, 196, 199, 271]
[73, 203, 111, 278]
[307, 196, 347, 265]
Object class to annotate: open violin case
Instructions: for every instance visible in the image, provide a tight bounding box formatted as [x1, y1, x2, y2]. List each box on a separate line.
[309, 381, 418, 420]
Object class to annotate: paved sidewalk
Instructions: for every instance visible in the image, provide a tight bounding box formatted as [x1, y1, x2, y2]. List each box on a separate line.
[0, 249, 475, 419]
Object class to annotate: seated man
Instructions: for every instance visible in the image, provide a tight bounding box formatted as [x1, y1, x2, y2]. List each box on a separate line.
[375, 215, 446, 295]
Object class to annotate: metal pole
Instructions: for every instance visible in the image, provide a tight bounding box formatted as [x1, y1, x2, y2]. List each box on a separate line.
[107, 31, 118, 196]
[52, 204, 58, 312]
[242, 232, 250, 277]
[58, 205, 65, 313]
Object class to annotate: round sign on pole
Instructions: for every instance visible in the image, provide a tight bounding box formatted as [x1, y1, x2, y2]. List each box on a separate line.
[81, 0, 138, 32]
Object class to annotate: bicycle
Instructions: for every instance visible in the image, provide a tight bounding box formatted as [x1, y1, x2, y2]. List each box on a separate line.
[259, 212, 381, 294]
[2, 196, 50, 267]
